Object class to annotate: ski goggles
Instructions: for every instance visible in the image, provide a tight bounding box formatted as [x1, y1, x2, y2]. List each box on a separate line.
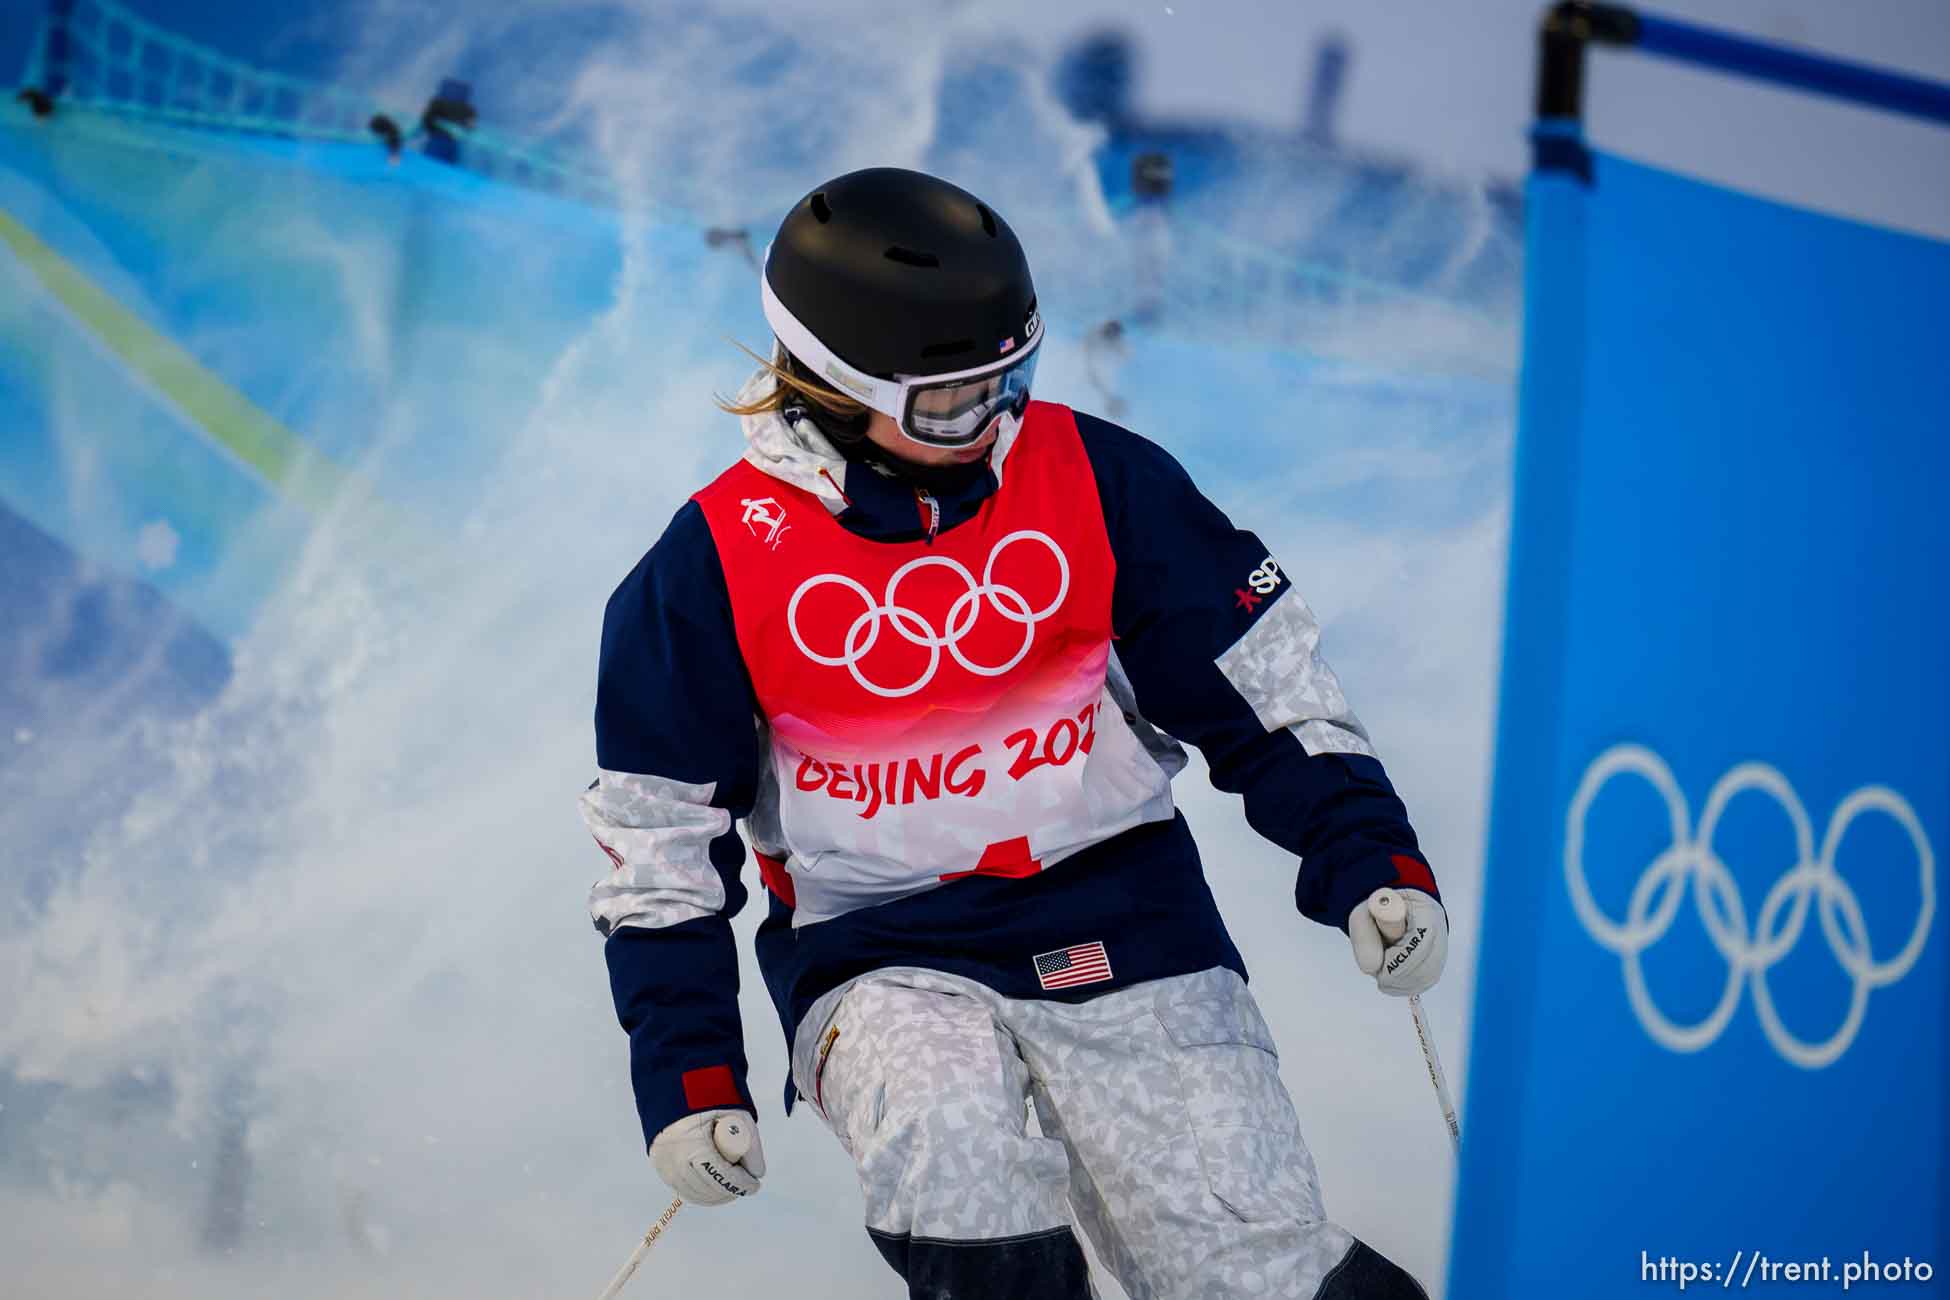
[761, 271, 1043, 450]
[893, 346, 1040, 449]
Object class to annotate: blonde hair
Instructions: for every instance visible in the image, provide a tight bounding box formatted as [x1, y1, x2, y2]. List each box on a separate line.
[715, 338, 871, 427]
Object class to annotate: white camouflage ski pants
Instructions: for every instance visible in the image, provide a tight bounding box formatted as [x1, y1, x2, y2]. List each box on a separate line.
[789, 965, 1427, 1299]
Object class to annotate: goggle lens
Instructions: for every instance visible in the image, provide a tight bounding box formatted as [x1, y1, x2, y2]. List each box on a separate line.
[899, 350, 1039, 448]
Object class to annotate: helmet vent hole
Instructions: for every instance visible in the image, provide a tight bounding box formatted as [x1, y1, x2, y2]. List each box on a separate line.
[920, 339, 974, 360]
[976, 203, 997, 237]
[883, 246, 940, 268]
[810, 192, 832, 223]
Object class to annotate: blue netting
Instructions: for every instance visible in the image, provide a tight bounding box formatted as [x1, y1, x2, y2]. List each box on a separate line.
[17, 0, 620, 204]
[13, 0, 1516, 360]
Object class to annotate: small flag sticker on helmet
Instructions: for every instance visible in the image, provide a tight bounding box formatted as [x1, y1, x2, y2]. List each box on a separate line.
[1033, 942, 1112, 990]
[999, 336, 1016, 353]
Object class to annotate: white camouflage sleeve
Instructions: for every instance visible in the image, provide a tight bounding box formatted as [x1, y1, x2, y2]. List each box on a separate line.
[581, 771, 736, 936]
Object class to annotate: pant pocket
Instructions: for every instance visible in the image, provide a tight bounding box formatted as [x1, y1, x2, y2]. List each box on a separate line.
[793, 991, 875, 1158]
[1154, 994, 1319, 1224]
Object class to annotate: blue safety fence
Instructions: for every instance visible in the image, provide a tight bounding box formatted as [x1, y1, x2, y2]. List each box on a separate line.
[1452, 13, 1948, 1296]
[14, 0, 630, 205]
[0, 105, 716, 640]
[10, 0, 1518, 363]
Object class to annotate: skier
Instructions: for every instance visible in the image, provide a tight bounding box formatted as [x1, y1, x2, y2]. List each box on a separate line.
[581, 167, 1444, 1299]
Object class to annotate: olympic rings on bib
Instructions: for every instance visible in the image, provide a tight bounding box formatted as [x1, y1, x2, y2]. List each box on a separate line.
[1565, 744, 1935, 1068]
[786, 530, 1070, 699]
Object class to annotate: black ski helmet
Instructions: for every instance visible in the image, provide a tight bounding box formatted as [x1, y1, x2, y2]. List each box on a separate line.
[762, 168, 1038, 381]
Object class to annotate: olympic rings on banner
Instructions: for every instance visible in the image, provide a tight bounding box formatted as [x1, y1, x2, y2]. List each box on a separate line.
[1565, 744, 1935, 1068]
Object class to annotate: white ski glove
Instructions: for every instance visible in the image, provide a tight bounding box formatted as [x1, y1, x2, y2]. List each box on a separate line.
[1348, 887, 1447, 996]
[648, 1109, 765, 1206]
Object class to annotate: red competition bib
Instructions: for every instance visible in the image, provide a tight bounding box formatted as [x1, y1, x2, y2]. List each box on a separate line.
[694, 403, 1170, 919]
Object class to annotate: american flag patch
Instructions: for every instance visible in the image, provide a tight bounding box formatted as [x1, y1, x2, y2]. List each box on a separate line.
[1033, 941, 1112, 990]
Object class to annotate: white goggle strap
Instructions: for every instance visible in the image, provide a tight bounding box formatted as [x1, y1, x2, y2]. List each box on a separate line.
[759, 272, 902, 419]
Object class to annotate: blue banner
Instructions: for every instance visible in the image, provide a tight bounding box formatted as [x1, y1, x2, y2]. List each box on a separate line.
[1452, 133, 1948, 1295]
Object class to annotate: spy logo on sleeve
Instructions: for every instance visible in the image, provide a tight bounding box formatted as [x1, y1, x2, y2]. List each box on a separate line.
[1234, 556, 1282, 612]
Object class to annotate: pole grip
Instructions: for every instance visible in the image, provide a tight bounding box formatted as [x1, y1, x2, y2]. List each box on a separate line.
[1368, 887, 1408, 943]
[713, 1114, 752, 1163]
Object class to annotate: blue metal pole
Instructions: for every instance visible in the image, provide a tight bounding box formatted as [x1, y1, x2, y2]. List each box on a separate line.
[1634, 11, 1950, 127]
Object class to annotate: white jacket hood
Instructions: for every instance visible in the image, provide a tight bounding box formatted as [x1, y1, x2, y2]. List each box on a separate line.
[732, 363, 1026, 521]
[734, 366, 852, 516]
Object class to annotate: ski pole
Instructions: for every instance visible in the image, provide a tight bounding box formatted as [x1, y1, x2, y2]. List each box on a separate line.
[596, 1196, 683, 1300]
[595, 1118, 754, 1300]
[1367, 888, 1461, 1155]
